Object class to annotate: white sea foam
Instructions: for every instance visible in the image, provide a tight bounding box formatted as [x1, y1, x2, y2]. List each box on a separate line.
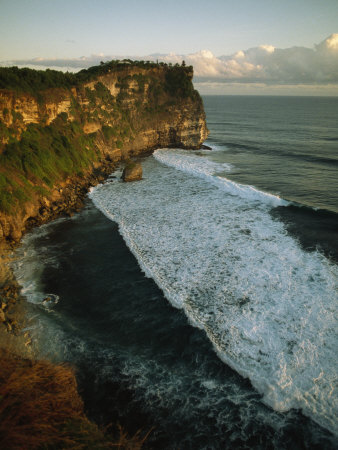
[90, 151, 338, 435]
[154, 149, 288, 207]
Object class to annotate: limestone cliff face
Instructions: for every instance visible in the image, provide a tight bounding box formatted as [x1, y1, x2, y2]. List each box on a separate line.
[0, 63, 208, 243]
[0, 66, 208, 149]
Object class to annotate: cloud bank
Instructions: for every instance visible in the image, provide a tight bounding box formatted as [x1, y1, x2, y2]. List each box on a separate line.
[160, 34, 338, 85]
[2, 34, 337, 93]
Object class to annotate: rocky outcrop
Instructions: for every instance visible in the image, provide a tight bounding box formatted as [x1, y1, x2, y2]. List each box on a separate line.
[0, 62, 209, 244]
[0, 65, 208, 149]
[122, 161, 143, 182]
[0, 274, 21, 335]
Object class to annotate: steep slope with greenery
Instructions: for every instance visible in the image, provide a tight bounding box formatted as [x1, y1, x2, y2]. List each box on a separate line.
[0, 61, 208, 242]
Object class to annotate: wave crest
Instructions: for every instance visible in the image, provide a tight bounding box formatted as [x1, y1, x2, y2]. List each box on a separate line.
[154, 149, 288, 207]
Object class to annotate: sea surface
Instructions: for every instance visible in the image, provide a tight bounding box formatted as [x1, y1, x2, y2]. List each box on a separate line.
[13, 96, 338, 449]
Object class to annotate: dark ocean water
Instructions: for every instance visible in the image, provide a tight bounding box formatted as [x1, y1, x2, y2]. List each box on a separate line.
[13, 96, 338, 449]
[203, 96, 338, 262]
[203, 96, 338, 209]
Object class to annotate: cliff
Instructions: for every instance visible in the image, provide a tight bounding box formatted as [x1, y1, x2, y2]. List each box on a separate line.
[0, 62, 208, 243]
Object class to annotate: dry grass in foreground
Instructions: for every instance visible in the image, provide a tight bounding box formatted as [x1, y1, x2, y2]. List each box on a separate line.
[0, 348, 148, 449]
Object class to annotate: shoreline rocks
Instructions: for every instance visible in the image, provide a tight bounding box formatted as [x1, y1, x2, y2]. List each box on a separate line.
[122, 160, 143, 182]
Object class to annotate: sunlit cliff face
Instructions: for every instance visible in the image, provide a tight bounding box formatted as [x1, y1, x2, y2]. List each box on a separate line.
[0, 63, 208, 242]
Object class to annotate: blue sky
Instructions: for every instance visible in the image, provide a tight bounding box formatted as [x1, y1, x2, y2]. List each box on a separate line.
[1, 0, 338, 95]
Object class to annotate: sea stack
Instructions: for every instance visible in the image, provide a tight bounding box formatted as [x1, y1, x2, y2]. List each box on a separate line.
[122, 160, 143, 182]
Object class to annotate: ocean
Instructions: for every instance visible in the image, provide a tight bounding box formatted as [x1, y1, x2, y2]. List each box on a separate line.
[13, 96, 338, 449]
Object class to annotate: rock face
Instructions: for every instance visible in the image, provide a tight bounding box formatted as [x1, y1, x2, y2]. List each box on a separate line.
[0, 65, 208, 150]
[122, 161, 143, 182]
[0, 62, 209, 243]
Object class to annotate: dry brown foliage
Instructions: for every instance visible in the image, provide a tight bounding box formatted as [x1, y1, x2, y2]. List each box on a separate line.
[0, 349, 148, 449]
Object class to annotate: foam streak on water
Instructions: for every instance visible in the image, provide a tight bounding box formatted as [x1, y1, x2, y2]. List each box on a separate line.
[89, 150, 338, 436]
[154, 149, 288, 207]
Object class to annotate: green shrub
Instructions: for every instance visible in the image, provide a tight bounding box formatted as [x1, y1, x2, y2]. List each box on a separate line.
[0, 121, 11, 141]
[164, 66, 194, 98]
[0, 191, 12, 213]
[85, 87, 96, 107]
[94, 82, 113, 103]
[102, 125, 117, 140]
[133, 73, 146, 93]
[11, 109, 23, 122]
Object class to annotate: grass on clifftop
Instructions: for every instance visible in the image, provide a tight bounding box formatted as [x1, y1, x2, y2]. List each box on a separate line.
[0, 60, 195, 97]
[0, 348, 148, 449]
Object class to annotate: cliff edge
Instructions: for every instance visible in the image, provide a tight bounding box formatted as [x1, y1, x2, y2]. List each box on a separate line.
[0, 61, 208, 243]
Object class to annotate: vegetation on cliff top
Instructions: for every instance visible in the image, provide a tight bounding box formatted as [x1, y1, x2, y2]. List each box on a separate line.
[0, 59, 194, 97]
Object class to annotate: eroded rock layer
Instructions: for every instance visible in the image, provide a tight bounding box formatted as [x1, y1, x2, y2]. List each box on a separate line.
[0, 63, 208, 242]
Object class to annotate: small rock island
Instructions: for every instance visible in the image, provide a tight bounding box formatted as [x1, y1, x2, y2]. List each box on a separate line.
[122, 160, 143, 182]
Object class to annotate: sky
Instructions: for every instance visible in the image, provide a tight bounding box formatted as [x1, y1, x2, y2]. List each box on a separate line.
[1, 0, 338, 95]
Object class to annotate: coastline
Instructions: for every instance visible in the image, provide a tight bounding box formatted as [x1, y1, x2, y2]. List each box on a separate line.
[0, 155, 117, 342]
[10, 166, 337, 449]
[7, 192, 180, 446]
[0, 156, 155, 449]
[0, 59, 209, 446]
[1, 77, 337, 448]
[0, 60, 207, 448]
[0, 144, 165, 343]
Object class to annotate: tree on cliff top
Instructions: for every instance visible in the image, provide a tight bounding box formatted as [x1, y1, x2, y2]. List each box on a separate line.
[0, 61, 194, 95]
[164, 65, 195, 98]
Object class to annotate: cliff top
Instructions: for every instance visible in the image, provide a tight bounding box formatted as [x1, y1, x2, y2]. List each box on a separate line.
[0, 57, 208, 227]
[0, 59, 194, 96]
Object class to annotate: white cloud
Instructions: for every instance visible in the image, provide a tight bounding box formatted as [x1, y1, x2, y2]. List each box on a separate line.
[160, 34, 338, 86]
[259, 45, 275, 54]
[317, 33, 338, 51]
[189, 34, 338, 85]
[2, 34, 337, 90]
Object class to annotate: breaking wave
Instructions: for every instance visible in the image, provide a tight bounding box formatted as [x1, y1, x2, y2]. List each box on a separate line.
[89, 150, 338, 436]
[154, 149, 288, 207]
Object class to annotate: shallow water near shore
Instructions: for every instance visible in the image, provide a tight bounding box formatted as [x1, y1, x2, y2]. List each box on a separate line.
[13, 96, 338, 448]
[13, 199, 336, 449]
